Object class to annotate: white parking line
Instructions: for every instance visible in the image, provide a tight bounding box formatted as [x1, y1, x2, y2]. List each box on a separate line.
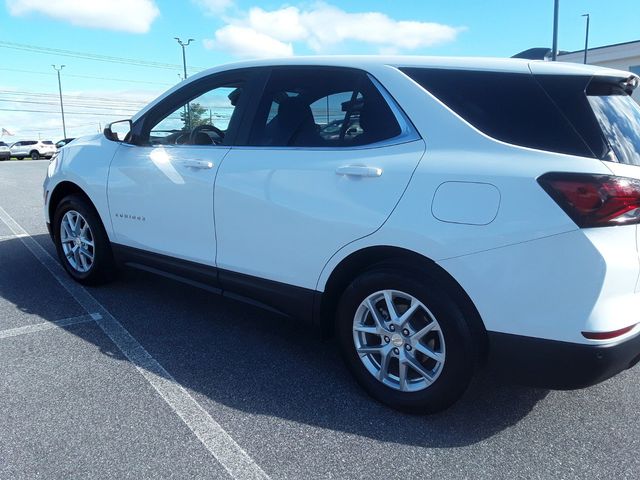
[0, 313, 98, 340]
[0, 233, 28, 242]
[0, 206, 270, 480]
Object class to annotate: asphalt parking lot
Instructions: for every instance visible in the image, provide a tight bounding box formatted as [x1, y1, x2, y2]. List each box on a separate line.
[1, 160, 640, 479]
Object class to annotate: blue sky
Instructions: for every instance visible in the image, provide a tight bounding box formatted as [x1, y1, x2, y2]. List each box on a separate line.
[0, 0, 639, 139]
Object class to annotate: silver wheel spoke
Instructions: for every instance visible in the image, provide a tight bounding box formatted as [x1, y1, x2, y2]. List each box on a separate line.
[354, 324, 379, 335]
[414, 343, 444, 363]
[405, 354, 435, 385]
[413, 321, 437, 341]
[365, 298, 386, 332]
[378, 350, 391, 381]
[382, 291, 397, 321]
[398, 360, 408, 391]
[356, 344, 384, 356]
[397, 300, 420, 329]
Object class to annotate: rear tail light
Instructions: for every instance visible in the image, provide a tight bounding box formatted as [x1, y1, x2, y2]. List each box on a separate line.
[582, 323, 637, 340]
[538, 172, 640, 228]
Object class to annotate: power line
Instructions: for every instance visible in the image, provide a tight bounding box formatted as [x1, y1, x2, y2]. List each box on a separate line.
[0, 67, 173, 87]
[0, 90, 151, 105]
[0, 107, 135, 117]
[0, 99, 139, 113]
[0, 40, 204, 72]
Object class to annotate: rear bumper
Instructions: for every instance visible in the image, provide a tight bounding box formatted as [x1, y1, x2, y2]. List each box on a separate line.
[488, 330, 640, 389]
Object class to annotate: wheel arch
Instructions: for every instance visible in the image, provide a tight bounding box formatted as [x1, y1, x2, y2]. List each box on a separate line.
[48, 181, 102, 237]
[317, 246, 489, 360]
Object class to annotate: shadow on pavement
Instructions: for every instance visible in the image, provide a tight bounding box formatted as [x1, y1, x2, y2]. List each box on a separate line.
[0, 234, 549, 448]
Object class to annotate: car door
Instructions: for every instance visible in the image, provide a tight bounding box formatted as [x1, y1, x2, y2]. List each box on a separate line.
[107, 69, 259, 267]
[214, 66, 425, 292]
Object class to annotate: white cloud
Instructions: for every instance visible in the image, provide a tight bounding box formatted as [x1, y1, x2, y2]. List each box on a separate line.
[193, 0, 234, 15]
[204, 25, 293, 58]
[203, 2, 464, 58]
[6, 0, 160, 33]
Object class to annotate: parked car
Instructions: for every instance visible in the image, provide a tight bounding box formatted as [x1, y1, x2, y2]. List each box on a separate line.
[0, 141, 10, 160]
[43, 57, 640, 413]
[11, 140, 56, 159]
[55, 138, 75, 149]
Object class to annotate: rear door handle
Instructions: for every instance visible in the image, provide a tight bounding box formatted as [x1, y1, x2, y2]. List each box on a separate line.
[182, 159, 214, 169]
[335, 165, 383, 177]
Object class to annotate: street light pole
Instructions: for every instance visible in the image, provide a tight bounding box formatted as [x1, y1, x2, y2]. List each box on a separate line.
[52, 65, 67, 139]
[552, 0, 560, 61]
[174, 37, 194, 80]
[174, 37, 194, 129]
[582, 13, 590, 64]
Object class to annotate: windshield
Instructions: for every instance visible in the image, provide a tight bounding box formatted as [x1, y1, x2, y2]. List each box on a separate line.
[588, 88, 640, 166]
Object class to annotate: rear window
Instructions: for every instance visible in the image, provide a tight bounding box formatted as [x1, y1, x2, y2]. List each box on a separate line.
[42, 140, 53, 145]
[0, 142, 6, 147]
[586, 83, 640, 166]
[400, 68, 594, 157]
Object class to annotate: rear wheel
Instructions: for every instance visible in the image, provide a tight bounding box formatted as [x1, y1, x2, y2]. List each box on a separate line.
[30, 151, 40, 160]
[336, 267, 476, 413]
[53, 195, 115, 285]
[16, 156, 23, 160]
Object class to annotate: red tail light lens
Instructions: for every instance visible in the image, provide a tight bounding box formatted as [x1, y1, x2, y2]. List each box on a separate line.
[538, 173, 640, 227]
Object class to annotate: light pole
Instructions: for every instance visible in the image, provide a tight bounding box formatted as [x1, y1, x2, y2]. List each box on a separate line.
[174, 38, 194, 129]
[52, 65, 67, 138]
[582, 13, 590, 64]
[552, 0, 560, 61]
[174, 37, 194, 80]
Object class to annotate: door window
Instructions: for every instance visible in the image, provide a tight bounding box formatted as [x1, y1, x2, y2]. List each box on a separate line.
[246, 68, 401, 147]
[146, 83, 245, 147]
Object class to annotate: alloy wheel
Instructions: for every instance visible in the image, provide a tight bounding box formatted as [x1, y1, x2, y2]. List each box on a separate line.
[352, 289, 446, 392]
[60, 210, 95, 273]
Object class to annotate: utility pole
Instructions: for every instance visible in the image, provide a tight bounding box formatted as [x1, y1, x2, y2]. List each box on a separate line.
[174, 38, 194, 129]
[582, 13, 590, 64]
[52, 65, 67, 138]
[552, 0, 560, 61]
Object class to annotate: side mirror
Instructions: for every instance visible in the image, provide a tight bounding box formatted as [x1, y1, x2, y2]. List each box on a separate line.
[104, 119, 132, 142]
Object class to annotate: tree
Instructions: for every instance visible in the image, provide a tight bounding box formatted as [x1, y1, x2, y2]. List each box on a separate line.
[180, 102, 209, 130]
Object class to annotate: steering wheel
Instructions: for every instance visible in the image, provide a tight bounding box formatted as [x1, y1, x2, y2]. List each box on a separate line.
[188, 124, 225, 145]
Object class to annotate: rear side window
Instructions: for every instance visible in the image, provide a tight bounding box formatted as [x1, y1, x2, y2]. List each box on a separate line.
[0, 142, 6, 147]
[586, 82, 640, 166]
[400, 68, 594, 157]
[246, 67, 401, 147]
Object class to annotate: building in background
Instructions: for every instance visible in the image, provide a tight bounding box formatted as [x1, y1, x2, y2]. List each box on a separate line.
[559, 40, 640, 102]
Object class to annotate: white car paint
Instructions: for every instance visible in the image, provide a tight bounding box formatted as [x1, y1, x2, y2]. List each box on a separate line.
[44, 56, 640, 351]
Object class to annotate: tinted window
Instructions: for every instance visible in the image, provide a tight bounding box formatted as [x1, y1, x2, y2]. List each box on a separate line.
[147, 82, 245, 146]
[24, 141, 37, 146]
[587, 84, 640, 165]
[0, 142, 6, 147]
[42, 140, 53, 145]
[246, 67, 401, 147]
[401, 68, 594, 157]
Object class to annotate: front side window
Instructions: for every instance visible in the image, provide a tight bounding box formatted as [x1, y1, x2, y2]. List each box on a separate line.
[147, 82, 244, 146]
[246, 68, 401, 147]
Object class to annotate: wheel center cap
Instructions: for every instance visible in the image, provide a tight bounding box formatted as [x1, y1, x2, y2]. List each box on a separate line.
[74, 238, 81, 247]
[390, 333, 404, 347]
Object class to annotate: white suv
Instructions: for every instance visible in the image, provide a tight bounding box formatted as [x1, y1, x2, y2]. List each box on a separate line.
[43, 57, 640, 413]
[11, 140, 56, 160]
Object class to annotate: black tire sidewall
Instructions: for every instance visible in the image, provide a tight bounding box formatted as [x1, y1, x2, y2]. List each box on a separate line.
[53, 195, 114, 285]
[337, 268, 475, 414]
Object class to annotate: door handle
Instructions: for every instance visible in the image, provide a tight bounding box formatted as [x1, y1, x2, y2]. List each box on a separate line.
[182, 159, 214, 169]
[335, 165, 383, 177]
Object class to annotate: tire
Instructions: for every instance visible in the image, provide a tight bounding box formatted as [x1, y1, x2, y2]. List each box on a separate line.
[53, 194, 116, 285]
[16, 156, 23, 160]
[31, 151, 40, 160]
[336, 267, 476, 414]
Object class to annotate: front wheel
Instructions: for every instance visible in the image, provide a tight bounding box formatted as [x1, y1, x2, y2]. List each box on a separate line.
[53, 195, 115, 285]
[336, 268, 476, 414]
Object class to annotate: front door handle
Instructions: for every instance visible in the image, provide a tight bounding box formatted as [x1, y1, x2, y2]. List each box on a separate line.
[182, 159, 214, 169]
[335, 165, 383, 177]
